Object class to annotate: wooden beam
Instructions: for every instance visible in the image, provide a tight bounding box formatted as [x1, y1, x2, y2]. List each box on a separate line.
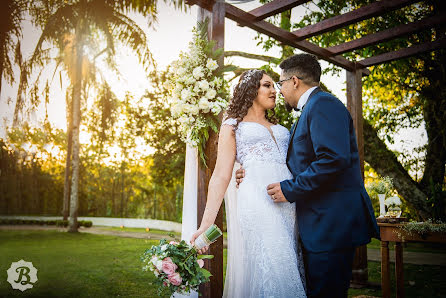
[358, 38, 446, 68]
[223, 2, 365, 72]
[196, 1, 224, 298]
[248, 0, 309, 21]
[292, 0, 419, 41]
[346, 69, 369, 286]
[327, 14, 446, 56]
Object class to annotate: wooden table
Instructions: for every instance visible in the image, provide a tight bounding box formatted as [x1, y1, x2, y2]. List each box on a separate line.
[378, 222, 446, 298]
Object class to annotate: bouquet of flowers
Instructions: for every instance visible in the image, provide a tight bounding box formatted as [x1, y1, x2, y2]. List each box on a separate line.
[141, 224, 223, 296]
[166, 19, 230, 166]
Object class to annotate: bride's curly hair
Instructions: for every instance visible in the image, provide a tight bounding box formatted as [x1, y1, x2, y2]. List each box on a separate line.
[225, 69, 278, 129]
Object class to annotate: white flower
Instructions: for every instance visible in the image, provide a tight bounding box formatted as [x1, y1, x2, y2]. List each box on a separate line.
[181, 89, 192, 101]
[156, 260, 163, 271]
[161, 244, 168, 251]
[206, 88, 217, 100]
[190, 105, 200, 115]
[193, 66, 204, 79]
[198, 80, 210, 91]
[385, 196, 401, 207]
[199, 98, 211, 113]
[206, 58, 218, 71]
[154, 269, 160, 277]
[176, 67, 186, 76]
[211, 103, 222, 115]
[185, 75, 196, 85]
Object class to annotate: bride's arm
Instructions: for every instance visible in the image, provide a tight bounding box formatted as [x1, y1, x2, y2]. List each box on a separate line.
[190, 124, 236, 249]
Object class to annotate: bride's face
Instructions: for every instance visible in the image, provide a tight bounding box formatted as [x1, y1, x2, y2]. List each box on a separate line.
[253, 74, 276, 110]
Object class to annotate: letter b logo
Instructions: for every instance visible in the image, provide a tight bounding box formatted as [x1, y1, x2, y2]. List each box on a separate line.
[7, 260, 38, 291]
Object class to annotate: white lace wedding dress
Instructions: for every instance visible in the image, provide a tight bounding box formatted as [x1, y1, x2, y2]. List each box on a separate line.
[222, 118, 306, 298]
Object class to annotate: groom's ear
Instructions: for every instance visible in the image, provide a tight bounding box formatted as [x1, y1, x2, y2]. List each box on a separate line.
[292, 76, 299, 89]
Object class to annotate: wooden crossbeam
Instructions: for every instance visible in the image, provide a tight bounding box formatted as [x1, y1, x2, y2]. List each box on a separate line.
[358, 38, 446, 68]
[248, 0, 309, 21]
[327, 14, 446, 56]
[224, 3, 366, 72]
[189, 0, 370, 74]
[292, 0, 419, 41]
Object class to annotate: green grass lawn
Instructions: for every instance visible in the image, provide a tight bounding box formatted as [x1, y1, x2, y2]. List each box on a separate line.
[0, 230, 169, 297]
[1, 230, 444, 297]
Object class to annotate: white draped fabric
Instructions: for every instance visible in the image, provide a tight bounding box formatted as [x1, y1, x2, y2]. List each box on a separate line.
[173, 144, 199, 298]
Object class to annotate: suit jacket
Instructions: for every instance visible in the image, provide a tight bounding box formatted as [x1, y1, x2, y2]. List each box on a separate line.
[280, 88, 380, 253]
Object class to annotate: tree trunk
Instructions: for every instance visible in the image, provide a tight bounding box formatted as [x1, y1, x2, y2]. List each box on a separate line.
[63, 91, 73, 220]
[363, 120, 431, 219]
[111, 178, 116, 216]
[68, 22, 83, 233]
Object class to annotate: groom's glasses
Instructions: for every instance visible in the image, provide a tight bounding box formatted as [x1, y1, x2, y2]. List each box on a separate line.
[275, 76, 301, 89]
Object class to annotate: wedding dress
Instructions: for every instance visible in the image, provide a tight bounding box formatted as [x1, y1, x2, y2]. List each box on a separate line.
[223, 118, 306, 298]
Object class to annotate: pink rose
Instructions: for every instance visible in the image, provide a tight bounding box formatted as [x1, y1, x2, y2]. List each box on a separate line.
[168, 272, 182, 286]
[162, 257, 178, 275]
[197, 259, 204, 268]
[169, 241, 179, 245]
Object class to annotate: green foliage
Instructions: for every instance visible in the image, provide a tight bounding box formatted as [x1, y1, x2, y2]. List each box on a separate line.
[367, 176, 394, 196]
[401, 219, 446, 236]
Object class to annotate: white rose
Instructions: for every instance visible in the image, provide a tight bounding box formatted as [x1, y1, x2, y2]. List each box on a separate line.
[206, 88, 217, 100]
[177, 67, 186, 76]
[161, 244, 168, 251]
[181, 89, 192, 101]
[199, 98, 211, 113]
[185, 75, 196, 85]
[198, 80, 210, 90]
[206, 59, 218, 71]
[190, 105, 200, 115]
[193, 66, 204, 79]
[156, 260, 163, 271]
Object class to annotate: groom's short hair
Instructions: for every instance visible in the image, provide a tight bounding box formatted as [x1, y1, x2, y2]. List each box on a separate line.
[279, 54, 321, 86]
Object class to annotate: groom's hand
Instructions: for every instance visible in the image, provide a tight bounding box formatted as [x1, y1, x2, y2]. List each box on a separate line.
[235, 165, 245, 188]
[267, 183, 287, 203]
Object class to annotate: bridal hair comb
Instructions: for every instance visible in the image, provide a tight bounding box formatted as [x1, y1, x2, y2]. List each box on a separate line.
[240, 69, 261, 85]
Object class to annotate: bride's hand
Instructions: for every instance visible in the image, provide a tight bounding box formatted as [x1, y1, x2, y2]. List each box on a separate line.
[190, 226, 210, 254]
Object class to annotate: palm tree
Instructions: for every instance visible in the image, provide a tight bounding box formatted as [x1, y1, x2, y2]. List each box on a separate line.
[0, 0, 28, 96]
[14, 0, 159, 232]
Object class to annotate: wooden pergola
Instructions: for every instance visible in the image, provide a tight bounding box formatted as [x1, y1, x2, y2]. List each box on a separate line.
[185, 0, 446, 296]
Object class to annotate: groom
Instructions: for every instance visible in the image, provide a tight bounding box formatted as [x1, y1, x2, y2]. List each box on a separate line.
[237, 54, 380, 298]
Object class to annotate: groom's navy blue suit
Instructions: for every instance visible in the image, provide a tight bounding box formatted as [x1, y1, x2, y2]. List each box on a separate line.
[280, 87, 380, 298]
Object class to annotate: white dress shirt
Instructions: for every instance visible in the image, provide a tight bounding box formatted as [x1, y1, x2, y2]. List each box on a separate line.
[297, 86, 318, 111]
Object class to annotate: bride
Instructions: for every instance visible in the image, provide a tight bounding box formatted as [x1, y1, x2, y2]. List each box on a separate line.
[190, 69, 306, 297]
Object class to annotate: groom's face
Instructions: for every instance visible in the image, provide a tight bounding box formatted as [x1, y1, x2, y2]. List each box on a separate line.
[278, 72, 298, 109]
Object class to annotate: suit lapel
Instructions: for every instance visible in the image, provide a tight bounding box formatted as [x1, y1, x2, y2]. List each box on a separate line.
[286, 87, 321, 158]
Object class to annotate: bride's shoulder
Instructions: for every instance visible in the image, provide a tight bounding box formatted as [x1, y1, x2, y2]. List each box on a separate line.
[222, 117, 238, 127]
[275, 123, 291, 134]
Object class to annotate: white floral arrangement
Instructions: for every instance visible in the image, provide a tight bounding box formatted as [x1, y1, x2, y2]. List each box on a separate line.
[166, 20, 229, 166]
[385, 196, 402, 207]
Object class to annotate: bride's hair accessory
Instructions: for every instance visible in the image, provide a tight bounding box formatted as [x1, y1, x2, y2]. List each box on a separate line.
[240, 69, 261, 85]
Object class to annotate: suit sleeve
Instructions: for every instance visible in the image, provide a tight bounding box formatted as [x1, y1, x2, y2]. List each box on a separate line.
[281, 96, 352, 203]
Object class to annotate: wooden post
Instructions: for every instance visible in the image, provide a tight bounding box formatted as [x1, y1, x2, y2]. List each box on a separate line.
[197, 1, 225, 297]
[346, 69, 369, 285]
[395, 242, 404, 297]
[381, 240, 391, 298]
